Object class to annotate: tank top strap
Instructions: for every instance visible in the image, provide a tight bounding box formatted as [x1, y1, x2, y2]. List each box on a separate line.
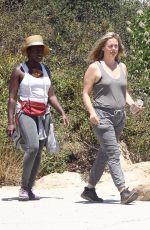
[96, 61, 102, 71]
[96, 61, 107, 77]
[20, 63, 29, 73]
[41, 64, 49, 77]
[118, 62, 126, 78]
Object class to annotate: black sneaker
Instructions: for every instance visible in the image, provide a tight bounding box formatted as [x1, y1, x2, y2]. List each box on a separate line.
[81, 187, 103, 202]
[28, 189, 40, 200]
[120, 188, 138, 204]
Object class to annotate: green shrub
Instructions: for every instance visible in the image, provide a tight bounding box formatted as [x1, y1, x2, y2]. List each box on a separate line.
[124, 2, 150, 161]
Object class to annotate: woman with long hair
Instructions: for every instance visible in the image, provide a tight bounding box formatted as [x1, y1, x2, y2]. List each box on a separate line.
[81, 32, 143, 204]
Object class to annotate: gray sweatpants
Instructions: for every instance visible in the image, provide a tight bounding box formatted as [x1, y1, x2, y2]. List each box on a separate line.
[18, 113, 50, 189]
[89, 108, 126, 191]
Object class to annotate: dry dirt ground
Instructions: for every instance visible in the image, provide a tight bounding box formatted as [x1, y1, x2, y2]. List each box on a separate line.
[35, 161, 150, 201]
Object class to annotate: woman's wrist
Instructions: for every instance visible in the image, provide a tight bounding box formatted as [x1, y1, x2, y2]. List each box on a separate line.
[8, 119, 15, 125]
[128, 101, 135, 106]
[89, 108, 96, 116]
[60, 111, 66, 117]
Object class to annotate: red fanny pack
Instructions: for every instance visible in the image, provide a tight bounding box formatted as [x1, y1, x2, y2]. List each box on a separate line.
[19, 100, 47, 116]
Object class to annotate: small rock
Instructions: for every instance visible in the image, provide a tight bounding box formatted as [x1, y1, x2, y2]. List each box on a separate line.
[136, 184, 150, 201]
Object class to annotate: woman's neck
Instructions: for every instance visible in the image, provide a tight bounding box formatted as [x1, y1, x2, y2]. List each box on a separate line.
[26, 60, 43, 77]
[102, 58, 117, 71]
[26, 60, 41, 69]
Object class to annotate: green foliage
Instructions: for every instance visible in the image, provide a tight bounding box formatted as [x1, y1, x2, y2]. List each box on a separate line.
[124, 2, 150, 161]
[127, 3, 149, 79]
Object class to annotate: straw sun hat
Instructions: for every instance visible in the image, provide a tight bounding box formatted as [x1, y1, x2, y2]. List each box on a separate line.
[21, 35, 51, 56]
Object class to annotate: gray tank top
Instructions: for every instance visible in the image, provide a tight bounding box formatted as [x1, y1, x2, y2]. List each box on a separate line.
[93, 61, 127, 109]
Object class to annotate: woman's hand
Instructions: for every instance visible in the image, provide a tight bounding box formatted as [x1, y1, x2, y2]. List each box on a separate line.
[130, 103, 144, 116]
[90, 111, 100, 125]
[61, 114, 69, 127]
[6, 124, 15, 138]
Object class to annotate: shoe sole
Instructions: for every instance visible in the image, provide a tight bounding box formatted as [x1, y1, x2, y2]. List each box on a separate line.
[18, 197, 29, 201]
[81, 194, 103, 203]
[121, 191, 138, 204]
[29, 197, 40, 201]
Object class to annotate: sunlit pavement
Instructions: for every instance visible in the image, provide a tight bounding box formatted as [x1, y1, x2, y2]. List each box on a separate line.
[0, 186, 150, 230]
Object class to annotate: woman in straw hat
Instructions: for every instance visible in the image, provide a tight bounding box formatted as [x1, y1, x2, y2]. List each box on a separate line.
[6, 35, 69, 201]
[81, 32, 143, 204]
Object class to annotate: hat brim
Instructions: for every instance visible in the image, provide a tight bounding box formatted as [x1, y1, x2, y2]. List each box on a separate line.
[21, 44, 52, 56]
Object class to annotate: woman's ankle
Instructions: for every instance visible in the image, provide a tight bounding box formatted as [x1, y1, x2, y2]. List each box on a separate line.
[87, 183, 95, 189]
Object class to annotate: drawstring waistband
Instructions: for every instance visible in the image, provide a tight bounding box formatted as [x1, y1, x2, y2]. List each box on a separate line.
[94, 106, 124, 115]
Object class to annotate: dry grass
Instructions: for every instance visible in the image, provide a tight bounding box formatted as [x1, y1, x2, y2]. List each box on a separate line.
[0, 146, 22, 186]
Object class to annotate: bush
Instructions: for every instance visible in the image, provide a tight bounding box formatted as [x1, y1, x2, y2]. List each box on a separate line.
[124, 2, 150, 161]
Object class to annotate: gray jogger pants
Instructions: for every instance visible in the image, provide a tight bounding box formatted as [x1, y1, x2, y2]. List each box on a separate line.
[89, 108, 126, 191]
[18, 113, 50, 189]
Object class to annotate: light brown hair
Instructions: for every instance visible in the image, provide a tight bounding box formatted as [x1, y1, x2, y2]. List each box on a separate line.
[87, 32, 125, 63]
